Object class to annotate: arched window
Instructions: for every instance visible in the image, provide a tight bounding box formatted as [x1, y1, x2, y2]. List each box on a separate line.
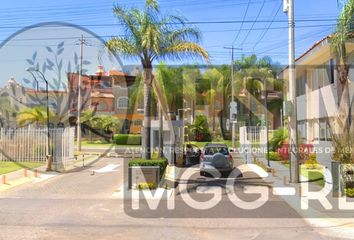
[97, 101, 108, 111]
[117, 97, 129, 109]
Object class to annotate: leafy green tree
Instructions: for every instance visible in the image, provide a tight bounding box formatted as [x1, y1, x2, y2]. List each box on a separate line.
[92, 115, 122, 135]
[155, 64, 185, 113]
[106, 0, 209, 159]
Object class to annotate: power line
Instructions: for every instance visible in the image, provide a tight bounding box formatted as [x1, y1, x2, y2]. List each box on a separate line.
[252, 1, 282, 51]
[232, 0, 251, 45]
[240, 0, 266, 46]
[0, 18, 340, 29]
[0, 22, 338, 44]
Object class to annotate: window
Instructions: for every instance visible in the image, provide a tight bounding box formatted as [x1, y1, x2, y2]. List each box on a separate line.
[117, 97, 129, 109]
[327, 59, 335, 84]
[296, 72, 306, 96]
[97, 101, 108, 111]
[297, 120, 307, 141]
[312, 60, 335, 90]
[134, 119, 142, 126]
[319, 118, 332, 141]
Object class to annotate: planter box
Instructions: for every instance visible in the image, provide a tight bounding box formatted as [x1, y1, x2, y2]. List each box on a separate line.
[128, 166, 160, 190]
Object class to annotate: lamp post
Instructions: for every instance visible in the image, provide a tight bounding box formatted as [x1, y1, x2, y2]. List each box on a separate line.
[26, 68, 52, 171]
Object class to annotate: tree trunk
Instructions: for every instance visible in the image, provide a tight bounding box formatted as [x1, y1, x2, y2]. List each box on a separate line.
[337, 63, 350, 134]
[143, 68, 153, 160]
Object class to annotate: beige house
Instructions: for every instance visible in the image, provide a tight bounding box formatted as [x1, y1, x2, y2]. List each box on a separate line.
[280, 35, 354, 166]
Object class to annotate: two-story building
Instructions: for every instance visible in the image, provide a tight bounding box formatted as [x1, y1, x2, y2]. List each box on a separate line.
[68, 65, 144, 134]
[280, 35, 354, 166]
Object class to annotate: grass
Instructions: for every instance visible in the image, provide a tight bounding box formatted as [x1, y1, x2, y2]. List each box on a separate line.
[277, 160, 324, 187]
[79, 140, 140, 148]
[0, 162, 43, 175]
[80, 140, 114, 148]
[80, 140, 235, 149]
[300, 165, 325, 187]
[186, 140, 236, 148]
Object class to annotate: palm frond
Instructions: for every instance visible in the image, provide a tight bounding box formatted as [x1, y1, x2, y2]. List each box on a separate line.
[106, 37, 141, 58]
[160, 41, 209, 62]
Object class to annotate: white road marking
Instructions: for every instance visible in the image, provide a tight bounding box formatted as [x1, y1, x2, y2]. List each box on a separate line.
[93, 164, 120, 173]
[247, 164, 269, 178]
[273, 187, 296, 196]
[33, 172, 59, 183]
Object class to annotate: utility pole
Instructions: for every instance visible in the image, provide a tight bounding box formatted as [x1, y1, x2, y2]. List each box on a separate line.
[284, 0, 299, 183]
[224, 46, 242, 150]
[77, 35, 85, 152]
[264, 75, 270, 168]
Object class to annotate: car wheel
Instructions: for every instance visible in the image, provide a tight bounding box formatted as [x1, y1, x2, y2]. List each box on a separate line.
[221, 171, 231, 178]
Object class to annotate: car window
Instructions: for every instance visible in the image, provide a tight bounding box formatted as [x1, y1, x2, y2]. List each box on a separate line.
[205, 147, 229, 155]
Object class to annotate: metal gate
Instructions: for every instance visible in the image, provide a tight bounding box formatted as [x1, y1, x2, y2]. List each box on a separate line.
[0, 127, 75, 171]
[239, 126, 267, 161]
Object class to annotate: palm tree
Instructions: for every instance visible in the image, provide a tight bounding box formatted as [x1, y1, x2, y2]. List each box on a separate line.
[331, 0, 354, 130]
[17, 106, 55, 127]
[202, 69, 224, 133]
[234, 55, 279, 126]
[107, 0, 209, 159]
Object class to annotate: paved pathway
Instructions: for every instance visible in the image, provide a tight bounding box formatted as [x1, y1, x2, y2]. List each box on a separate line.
[0, 156, 344, 240]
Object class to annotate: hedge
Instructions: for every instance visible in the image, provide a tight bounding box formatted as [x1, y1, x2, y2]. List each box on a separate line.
[128, 158, 168, 179]
[113, 134, 141, 145]
[269, 151, 281, 161]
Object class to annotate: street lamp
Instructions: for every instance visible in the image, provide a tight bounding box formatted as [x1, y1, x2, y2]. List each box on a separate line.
[26, 68, 52, 171]
[176, 107, 191, 166]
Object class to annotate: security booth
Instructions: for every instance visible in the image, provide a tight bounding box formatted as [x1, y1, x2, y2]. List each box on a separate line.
[143, 119, 183, 165]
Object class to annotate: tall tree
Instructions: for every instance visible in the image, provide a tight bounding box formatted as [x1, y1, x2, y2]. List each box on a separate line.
[107, 0, 209, 159]
[331, 0, 354, 131]
[234, 55, 280, 126]
[202, 68, 224, 133]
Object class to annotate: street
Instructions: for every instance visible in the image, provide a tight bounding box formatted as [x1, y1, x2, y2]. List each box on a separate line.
[0, 157, 341, 240]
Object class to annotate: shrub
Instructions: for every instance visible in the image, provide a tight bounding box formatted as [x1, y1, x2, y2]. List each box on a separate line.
[113, 134, 141, 145]
[269, 127, 288, 151]
[268, 151, 281, 161]
[128, 158, 168, 179]
[304, 153, 318, 169]
[190, 115, 211, 142]
[137, 182, 157, 190]
[345, 188, 354, 198]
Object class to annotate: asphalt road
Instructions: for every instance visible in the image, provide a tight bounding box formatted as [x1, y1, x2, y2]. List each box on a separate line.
[0, 157, 343, 240]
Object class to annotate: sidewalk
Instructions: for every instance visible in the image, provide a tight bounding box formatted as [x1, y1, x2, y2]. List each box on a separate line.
[0, 165, 56, 191]
[251, 153, 354, 239]
[0, 155, 100, 192]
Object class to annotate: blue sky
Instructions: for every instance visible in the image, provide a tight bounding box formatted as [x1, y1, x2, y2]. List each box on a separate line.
[0, 0, 341, 68]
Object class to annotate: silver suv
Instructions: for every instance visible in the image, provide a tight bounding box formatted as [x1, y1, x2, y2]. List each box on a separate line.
[200, 143, 234, 177]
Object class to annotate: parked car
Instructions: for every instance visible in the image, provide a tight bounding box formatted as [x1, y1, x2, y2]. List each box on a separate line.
[200, 143, 234, 177]
[183, 143, 201, 166]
